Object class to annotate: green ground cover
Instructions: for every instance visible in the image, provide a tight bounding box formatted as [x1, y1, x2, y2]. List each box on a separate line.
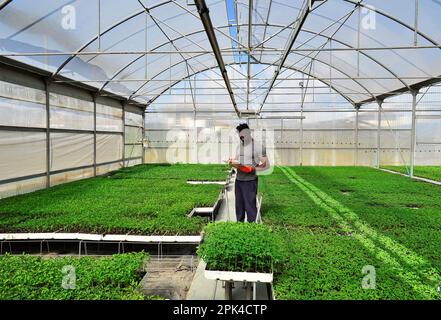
[0, 252, 148, 300]
[383, 165, 441, 182]
[110, 163, 230, 181]
[259, 166, 441, 300]
[198, 222, 285, 273]
[0, 164, 227, 235]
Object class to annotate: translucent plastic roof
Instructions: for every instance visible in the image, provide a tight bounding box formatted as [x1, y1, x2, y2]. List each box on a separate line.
[1, 0, 441, 112]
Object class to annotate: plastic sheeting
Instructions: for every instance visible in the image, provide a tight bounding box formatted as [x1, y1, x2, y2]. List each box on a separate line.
[144, 81, 441, 167]
[97, 134, 123, 164]
[124, 105, 144, 161]
[0, 81, 46, 127]
[96, 103, 123, 132]
[0, 73, 130, 198]
[1, 0, 441, 107]
[50, 92, 94, 130]
[0, 176, 47, 200]
[0, 131, 46, 180]
[50, 167, 94, 187]
[49, 132, 94, 171]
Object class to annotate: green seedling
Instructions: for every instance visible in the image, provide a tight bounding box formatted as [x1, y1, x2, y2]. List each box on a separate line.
[198, 222, 286, 273]
[0, 252, 148, 300]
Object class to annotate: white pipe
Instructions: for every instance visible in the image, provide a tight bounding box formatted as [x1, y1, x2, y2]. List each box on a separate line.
[204, 269, 273, 283]
[0, 233, 201, 243]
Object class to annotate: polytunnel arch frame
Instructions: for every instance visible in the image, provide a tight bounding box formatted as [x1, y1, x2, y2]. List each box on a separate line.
[0, 0, 440, 183]
[107, 32, 402, 108]
[81, 5, 439, 108]
[141, 61, 359, 107]
[101, 21, 411, 105]
[0, 0, 439, 109]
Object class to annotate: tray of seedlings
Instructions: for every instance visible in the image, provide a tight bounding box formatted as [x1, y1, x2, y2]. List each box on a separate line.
[197, 222, 285, 283]
[0, 164, 229, 237]
[0, 252, 155, 300]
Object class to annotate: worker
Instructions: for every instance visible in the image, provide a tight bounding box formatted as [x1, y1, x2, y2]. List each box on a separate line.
[228, 123, 270, 222]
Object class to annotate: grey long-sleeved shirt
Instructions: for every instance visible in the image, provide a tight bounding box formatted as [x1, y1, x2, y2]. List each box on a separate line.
[235, 139, 266, 181]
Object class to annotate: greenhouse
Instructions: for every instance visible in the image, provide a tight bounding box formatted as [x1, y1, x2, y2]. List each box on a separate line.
[0, 0, 440, 303]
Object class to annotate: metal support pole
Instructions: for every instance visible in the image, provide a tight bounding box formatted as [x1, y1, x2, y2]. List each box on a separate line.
[357, 4, 361, 76]
[414, 0, 419, 46]
[192, 75, 198, 164]
[280, 119, 283, 143]
[266, 283, 273, 300]
[93, 95, 97, 176]
[193, 109, 197, 164]
[300, 115, 304, 166]
[225, 281, 232, 300]
[98, 0, 101, 51]
[410, 90, 419, 177]
[245, 282, 252, 300]
[354, 106, 359, 166]
[300, 84, 304, 166]
[122, 103, 126, 168]
[246, 0, 253, 110]
[142, 110, 146, 164]
[376, 100, 383, 169]
[45, 80, 51, 188]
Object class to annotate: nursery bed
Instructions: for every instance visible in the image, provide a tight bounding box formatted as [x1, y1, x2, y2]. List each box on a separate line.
[0, 164, 228, 235]
[0, 252, 149, 300]
[110, 163, 229, 181]
[382, 165, 441, 183]
[204, 269, 273, 283]
[259, 166, 441, 300]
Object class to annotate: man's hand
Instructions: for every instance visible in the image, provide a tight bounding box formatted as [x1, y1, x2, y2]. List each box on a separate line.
[226, 158, 241, 169]
[255, 156, 269, 172]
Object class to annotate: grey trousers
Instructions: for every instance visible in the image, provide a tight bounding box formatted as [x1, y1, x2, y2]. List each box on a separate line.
[235, 178, 258, 222]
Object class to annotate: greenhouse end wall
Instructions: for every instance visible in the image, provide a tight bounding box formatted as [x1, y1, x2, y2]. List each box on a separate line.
[143, 106, 441, 167]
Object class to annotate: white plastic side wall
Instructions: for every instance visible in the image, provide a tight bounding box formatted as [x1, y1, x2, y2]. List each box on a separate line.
[0, 70, 142, 199]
